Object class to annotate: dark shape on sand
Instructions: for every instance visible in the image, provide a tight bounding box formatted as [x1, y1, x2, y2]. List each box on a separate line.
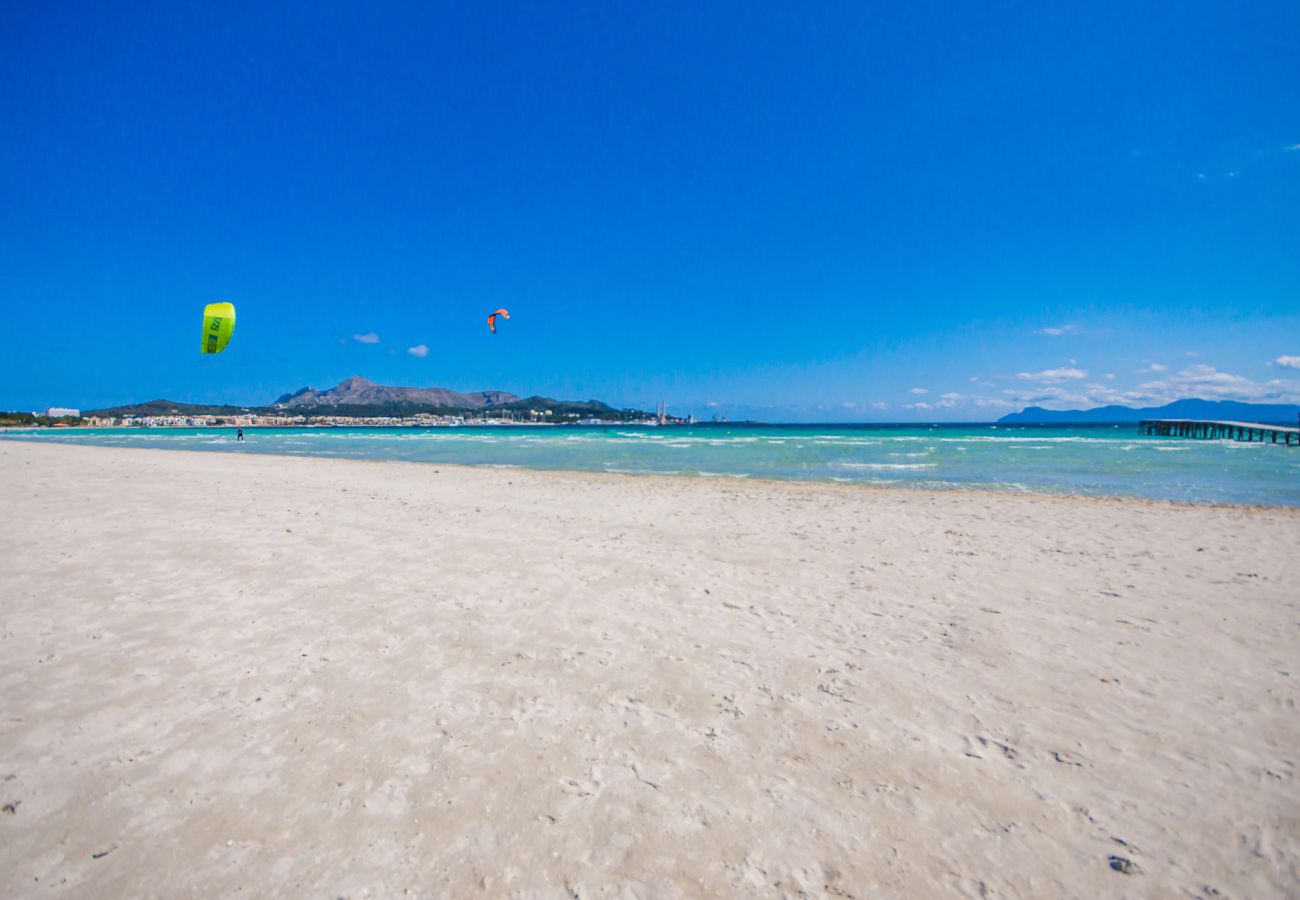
[1108, 855, 1138, 874]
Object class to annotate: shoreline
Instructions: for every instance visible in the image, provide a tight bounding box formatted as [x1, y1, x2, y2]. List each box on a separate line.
[3, 436, 1299, 513]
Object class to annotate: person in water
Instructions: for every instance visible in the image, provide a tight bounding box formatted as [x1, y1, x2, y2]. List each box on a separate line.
[236, 428, 244, 442]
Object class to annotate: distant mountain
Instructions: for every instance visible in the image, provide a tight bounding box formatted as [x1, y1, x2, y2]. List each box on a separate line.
[88, 377, 650, 421]
[85, 399, 256, 417]
[494, 395, 622, 416]
[273, 376, 519, 411]
[998, 398, 1300, 425]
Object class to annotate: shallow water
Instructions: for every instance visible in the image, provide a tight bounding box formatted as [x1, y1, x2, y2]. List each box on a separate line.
[5, 423, 1299, 506]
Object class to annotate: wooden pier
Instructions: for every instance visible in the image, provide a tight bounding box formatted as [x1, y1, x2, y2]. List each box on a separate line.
[1139, 419, 1300, 446]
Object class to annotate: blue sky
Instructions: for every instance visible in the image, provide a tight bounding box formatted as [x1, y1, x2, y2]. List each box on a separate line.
[2, 1, 1298, 421]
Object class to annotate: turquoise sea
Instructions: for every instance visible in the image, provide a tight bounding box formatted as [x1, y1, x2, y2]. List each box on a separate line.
[4, 424, 1298, 506]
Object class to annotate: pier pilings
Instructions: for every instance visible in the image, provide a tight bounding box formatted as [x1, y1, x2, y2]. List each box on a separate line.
[1138, 419, 1299, 446]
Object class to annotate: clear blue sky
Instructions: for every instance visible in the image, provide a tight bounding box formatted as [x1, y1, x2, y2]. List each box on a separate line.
[2, 1, 1298, 420]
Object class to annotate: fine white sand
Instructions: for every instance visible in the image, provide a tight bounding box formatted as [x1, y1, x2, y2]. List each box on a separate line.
[1, 440, 1297, 898]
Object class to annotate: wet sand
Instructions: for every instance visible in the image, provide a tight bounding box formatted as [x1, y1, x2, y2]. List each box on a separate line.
[1, 440, 1297, 897]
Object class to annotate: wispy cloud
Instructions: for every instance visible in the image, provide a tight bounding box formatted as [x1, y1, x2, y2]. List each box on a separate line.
[1141, 363, 1167, 373]
[971, 396, 1017, 409]
[352, 332, 380, 344]
[907, 393, 961, 411]
[1016, 367, 1087, 382]
[999, 363, 1300, 411]
[407, 344, 429, 358]
[1272, 355, 1300, 368]
[1035, 324, 1078, 336]
[909, 387, 928, 395]
[1287, 144, 1300, 151]
[1134, 364, 1296, 402]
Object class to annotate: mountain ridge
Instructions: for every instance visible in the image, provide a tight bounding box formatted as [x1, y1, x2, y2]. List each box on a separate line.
[998, 398, 1300, 425]
[272, 375, 519, 411]
[85, 377, 648, 421]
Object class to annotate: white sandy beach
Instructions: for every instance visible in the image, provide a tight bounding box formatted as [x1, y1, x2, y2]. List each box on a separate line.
[1, 440, 1297, 898]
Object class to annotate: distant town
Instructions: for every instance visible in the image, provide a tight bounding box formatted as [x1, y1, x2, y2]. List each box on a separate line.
[2, 403, 712, 431]
[61, 410, 688, 428]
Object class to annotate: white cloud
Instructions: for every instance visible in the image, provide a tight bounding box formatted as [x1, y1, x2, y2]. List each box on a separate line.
[908, 392, 960, 411]
[909, 387, 928, 395]
[1036, 324, 1078, 336]
[901, 372, 1286, 415]
[407, 344, 429, 358]
[1287, 144, 1300, 151]
[1133, 363, 1297, 403]
[998, 364, 1300, 412]
[352, 332, 380, 344]
[870, 401, 889, 411]
[1275, 356, 1300, 369]
[1002, 385, 1097, 407]
[1141, 363, 1167, 373]
[971, 396, 1017, 409]
[1016, 368, 1088, 382]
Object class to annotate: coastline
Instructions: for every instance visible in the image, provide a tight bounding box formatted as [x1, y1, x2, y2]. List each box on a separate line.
[7, 437, 1300, 513]
[4, 426, 1299, 509]
[2, 441, 1297, 896]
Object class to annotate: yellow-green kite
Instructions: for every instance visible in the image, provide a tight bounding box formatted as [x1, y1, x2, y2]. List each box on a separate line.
[201, 302, 236, 354]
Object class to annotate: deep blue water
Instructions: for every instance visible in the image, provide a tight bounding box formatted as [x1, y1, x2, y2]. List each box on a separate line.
[4, 423, 1298, 506]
